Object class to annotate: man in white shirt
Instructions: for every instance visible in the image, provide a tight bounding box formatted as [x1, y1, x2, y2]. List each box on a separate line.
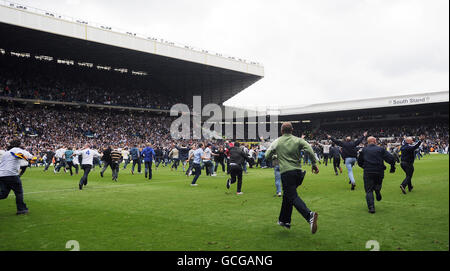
[0, 139, 33, 215]
[320, 141, 332, 166]
[54, 146, 67, 174]
[0, 149, 6, 161]
[76, 144, 101, 190]
[72, 150, 80, 175]
[241, 144, 249, 173]
[186, 145, 196, 176]
[203, 143, 215, 176]
[19, 159, 29, 177]
[121, 147, 130, 170]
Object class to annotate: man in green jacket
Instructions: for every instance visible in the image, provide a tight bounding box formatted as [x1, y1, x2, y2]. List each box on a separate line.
[265, 122, 320, 234]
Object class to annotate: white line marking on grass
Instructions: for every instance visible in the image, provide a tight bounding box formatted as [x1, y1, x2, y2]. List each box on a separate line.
[23, 183, 141, 195]
[22, 178, 192, 195]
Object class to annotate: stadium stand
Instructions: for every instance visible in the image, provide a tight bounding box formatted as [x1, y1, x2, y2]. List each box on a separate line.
[0, 54, 182, 110]
[0, 104, 175, 154]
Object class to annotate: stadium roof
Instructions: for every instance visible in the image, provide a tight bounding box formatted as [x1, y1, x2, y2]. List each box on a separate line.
[0, 1, 264, 105]
[220, 90, 449, 121]
[278, 90, 449, 116]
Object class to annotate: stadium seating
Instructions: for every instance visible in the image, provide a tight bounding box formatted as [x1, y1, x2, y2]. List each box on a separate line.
[0, 54, 184, 110]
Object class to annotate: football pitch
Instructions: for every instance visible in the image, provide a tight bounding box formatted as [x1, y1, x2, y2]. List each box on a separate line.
[0, 155, 448, 251]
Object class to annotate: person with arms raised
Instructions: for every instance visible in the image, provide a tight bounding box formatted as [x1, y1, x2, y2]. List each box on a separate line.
[327, 131, 368, 190]
[399, 134, 426, 194]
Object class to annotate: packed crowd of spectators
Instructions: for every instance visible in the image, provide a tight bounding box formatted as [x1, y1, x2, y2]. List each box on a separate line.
[0, 55, 183, 110]
[0, 105, 176, 155]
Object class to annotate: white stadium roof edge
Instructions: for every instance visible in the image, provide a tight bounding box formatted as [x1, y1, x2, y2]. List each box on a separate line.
[0, 1, 264, 77]
[277, 90, 449, 116]
[223, 90, 449, 118]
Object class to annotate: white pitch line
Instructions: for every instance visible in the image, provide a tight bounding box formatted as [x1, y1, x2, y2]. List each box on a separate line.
[21, 178, 195, 195]
[23, 183, 141, 195]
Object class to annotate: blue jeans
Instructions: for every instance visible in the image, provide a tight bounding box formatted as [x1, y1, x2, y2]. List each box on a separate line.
[274, 165, 282, 194]
[171, 158, 180, 170]
[191, 163, 202, 184]
[131, 159, 141, 173]
[181, 160, 188, 171]
[415, 151, 422, 160]
[144, 161, 153, 179]
[123, 159, 130, 169]
[203, 160, 214, 175]
[345, 157, 357, 185]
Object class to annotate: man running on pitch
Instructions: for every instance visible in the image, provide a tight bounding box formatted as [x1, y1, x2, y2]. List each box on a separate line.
[110, 146, 122, 182]
[0, 139, 33, 215]
[399, 135, 425, 194]
[76, 144, 101, 190]
[357, 136, 396, 213]
[265, 122, 320, 234]
[226, 142, 252, 195]
[328, 131, 368, 190]
[187, 143, 205, 186]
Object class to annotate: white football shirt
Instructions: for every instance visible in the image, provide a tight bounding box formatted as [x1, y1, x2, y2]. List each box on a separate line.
[0, 148, 33, 177]
[76, 149, 101, 166]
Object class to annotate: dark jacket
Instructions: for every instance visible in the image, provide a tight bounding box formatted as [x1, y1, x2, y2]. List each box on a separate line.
[177, 147, 190, 160]
[214, 149, 226, 162]
[331, 136, 365, 159]
[102, 148, 112, 163]
[400, 140, 422, 164]
[45, 151, 55, 163]
[130, 147, 140, 160]
[154, 148, 163, 159]
[228, 147, 251, 166]
[357, 144, 395, 174]
[329, 146, 341, 159]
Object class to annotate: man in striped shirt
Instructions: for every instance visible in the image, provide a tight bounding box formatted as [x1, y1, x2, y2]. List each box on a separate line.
[110, 146, 123, 182]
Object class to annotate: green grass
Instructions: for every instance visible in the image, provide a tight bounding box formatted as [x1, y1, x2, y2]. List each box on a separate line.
[0, 155, 448, 251]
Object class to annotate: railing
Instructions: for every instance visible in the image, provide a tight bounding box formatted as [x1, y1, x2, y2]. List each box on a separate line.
[0, 0, 263, 67]
[0, 96, 172, 113]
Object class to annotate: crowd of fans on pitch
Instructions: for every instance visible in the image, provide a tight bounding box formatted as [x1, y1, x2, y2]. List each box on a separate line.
[0, 104, 448, 169]
[307, 124, 448, 145]
[0, 55, 184, 110]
